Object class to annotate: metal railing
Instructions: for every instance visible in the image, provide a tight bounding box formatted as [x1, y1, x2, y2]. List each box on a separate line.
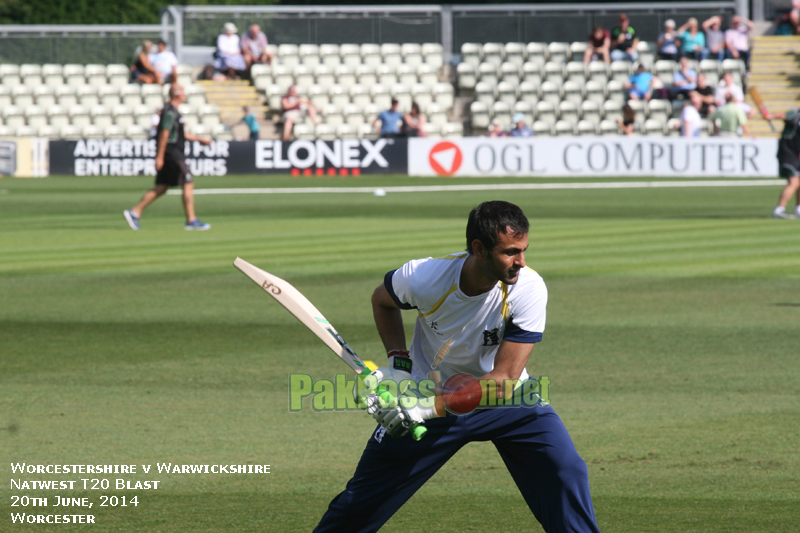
[0, 25, 174, 65]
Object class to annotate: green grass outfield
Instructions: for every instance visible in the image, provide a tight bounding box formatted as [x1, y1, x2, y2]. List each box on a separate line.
[1, 175, 799, 532]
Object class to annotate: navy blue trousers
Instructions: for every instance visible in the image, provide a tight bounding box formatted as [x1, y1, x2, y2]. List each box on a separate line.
[314, 405, 601, 533]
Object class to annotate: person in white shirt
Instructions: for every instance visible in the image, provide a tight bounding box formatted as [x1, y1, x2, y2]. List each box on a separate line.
[714, 72, 753, 117]
[681, 91, 703, 137]
[215, 22, 247, 78]
[149, 40, 179, 84]
[314, 201, 602, 533]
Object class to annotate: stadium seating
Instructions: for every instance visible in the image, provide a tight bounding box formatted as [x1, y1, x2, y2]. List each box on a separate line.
[0, 62, 222, 140]
[455, 40, 746, 136]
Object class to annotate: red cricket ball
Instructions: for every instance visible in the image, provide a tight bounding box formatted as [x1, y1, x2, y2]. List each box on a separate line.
[442, 373, 482, 415]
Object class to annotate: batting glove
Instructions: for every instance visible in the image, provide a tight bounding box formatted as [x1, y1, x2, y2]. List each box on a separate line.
[356, 354, 413, 409]
[372, 388, 436, 439]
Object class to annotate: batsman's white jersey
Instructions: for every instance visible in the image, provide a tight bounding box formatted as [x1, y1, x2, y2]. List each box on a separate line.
[386, 252, 547, 382]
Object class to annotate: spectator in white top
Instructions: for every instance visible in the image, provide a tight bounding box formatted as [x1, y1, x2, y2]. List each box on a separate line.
[150, 40, 179, 84]
[216, 22, 248, 79]
[681, 91, 703, 137]
[714, 72, 753, 117]
[657, 19, 679, 61]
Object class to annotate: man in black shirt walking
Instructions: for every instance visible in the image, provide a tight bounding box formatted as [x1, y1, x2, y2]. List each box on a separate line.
[767, 109, 800, 219]
[124, 84, 213, 230]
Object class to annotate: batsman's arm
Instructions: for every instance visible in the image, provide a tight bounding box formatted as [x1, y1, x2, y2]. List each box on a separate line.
[479, 340, 535, 401]
[371, 284, 407, 354]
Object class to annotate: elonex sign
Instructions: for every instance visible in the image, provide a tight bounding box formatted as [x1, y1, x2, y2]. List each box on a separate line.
[255, 139, 391, 169]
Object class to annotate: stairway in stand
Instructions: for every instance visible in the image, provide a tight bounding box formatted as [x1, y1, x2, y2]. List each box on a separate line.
[747, 35, 800, 138]
[195, 80, 268, 139]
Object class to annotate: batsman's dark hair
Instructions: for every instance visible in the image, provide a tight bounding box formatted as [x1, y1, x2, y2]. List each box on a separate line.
[465, 201, 529, 254]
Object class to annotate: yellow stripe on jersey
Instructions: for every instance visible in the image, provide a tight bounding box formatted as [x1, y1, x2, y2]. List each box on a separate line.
[524, 266, 538, 274]
[500, 282, 510, 323]
[434, 252, 469, 260]
[419, 283, 458, 317]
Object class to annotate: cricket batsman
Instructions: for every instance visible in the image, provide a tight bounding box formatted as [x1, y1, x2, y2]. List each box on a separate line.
[315, 201, 602, 532]
[767, 109, 800, 219]
[123, 83, 212, 231]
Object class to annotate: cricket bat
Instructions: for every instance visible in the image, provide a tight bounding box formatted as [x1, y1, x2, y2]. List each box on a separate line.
[750, 87, 776, 132]
[233, 257, 427, 441]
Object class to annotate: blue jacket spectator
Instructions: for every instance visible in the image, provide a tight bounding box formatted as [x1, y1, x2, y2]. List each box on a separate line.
[374, 99, 404, 138]
[509, 113, 533, 137]
[625, 64, 653, 101]
[670, 57, 697, 98]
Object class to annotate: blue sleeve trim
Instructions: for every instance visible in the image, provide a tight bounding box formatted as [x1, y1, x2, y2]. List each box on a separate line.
[504, 319, 542, 343]
[384, 270, 415, 310]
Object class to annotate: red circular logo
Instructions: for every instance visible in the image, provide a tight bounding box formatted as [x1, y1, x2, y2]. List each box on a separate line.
[428, 141, 463, 176]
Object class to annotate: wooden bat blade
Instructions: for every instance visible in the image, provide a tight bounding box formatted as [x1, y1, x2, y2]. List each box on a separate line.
[750, 87, 776, 132]
[234, 257, 368, 374]
[431, 338, 453, 368]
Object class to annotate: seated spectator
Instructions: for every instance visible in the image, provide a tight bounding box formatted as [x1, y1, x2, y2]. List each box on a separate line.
[677, 18, 706, 60]
[725, 15, 753, 71]
[487, 119, 506, 137]
[584, 25, 611, 64]
[657, 19, 679, 61]
[281, 85, 318, 141]
[681, 91, 703, 137]
[509, 113, 533, 137]
[625, 64, 653, 101]
[241, 24, 274, 68]
[791, 0, 800, 34]
[701, 16, 727, 61]
[373, 99, 404, 138]
[695, 73, 716, 117]
[616, 104, 636, 136]
[670, 57, 697, 98]
[240, 106, 260, 141]
[150, 40, 179, 85]
[132, 40, 159, 85]
[710, 93, 750, 137]
[216, 22, 248, 79]
[611, 14, 639, 62]
[402, 102, 428, 137]
[714, 72, 753, 117]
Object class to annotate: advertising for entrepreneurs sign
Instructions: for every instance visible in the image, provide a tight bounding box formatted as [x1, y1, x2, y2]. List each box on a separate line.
[49, 138, 407, 176]
[408, 137, 779, 178]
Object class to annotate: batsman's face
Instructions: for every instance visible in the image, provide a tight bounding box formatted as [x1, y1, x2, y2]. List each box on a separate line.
[487, 230, 528, 285]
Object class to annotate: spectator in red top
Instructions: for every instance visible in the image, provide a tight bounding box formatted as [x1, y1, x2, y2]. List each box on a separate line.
[584, 25, 611, 64]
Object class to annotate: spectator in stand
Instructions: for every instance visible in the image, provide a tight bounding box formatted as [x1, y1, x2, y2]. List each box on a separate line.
[132, 40, 159, 85]
[509, 113, 533, 137]
[150, 40, 179, 85]
[710, 93, 751, 137]
[373, 99, 404, 138]
[216, 22, 248, 79]
[616, 104, 636, 136]
[681, 91, 703, 137]
[657, 19, 680, 61]
[584, 25, 611, 64]
[281, 85, 318, 141]
[677, 18, 706, 60]
[611, 14, 639, 62]
[725, 15, 753, 72]
[714, 72, 753, 117]
[402, 102, 428, 137]
[670, 57, 698, 98]
[240, 106, 260, 141]
[701, 16, 727, 61]
[625, 63, 653, 101]
[791, 0, 800, 35]
[487, 119, 506, 137]
[241, 24, 274, 68]
[695, 73, 716, 117]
